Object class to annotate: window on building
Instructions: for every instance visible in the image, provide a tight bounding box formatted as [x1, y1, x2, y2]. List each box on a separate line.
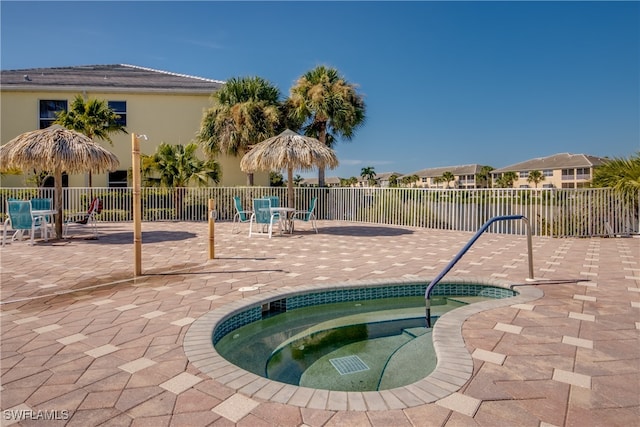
[43, 173, 68, 187]
[576, 168, 590, 180]
[108, 170, 128, 188]
[421, 177, 428, 183]
[39, 100, 68, 128]
[543, 169, 553, 177]
[542, 184, 554, 188]
[108, 101, 127, 126]
[519, 171, 529, 178]
[562, 183, 575, 188]
[561, 169, 575, 180]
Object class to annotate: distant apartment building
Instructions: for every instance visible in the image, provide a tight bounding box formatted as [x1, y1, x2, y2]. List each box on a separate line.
[490, 153, 609, 188]
[400, 164, 490, 188]
[1, 64, 269, 188]
[352, 172, 403, 187]
[299, 177, 341, 187]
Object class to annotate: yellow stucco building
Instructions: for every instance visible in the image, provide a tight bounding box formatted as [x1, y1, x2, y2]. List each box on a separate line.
[1, 64, 268, 188]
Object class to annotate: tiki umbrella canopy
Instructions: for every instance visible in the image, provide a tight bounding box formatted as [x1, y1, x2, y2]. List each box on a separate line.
[0, 125, 120, 239]
[240, 129, 339, 209]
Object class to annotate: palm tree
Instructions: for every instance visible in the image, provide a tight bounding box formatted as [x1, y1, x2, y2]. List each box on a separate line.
[592, 152, 640, 203]
[476, 165, 495, 188]
[293, 174, 304, 186]
[288, 66, 366, 187]
[401, 175, 420, 187]
[496, 171, 518, 188]
[54, 94, 127, 187]
[141, 142, 220, 219]
[527, 170, 545, 188]
[442, 171, 455, 188]
[340, 176, 359, 187]
[269, 171, 285, 187]
[389, 174, 400, 188]
[360, 166, 376, 186]
[198, 76, 281, 185]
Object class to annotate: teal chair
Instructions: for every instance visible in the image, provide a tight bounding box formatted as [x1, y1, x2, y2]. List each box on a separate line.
[249, 198, 279, 238]
[2, 200, 47, 246]
[30, 198, 53, 223]
[267, 196, 280, 207]
[232, 196, 253, 234]
[267, 196, 281, 223]
[291, 197, 318, 233]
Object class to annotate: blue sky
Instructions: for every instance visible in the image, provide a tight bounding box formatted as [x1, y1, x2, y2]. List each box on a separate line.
[2, 1, 638, 179]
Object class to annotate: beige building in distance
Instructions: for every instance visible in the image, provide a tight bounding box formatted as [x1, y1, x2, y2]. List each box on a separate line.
[401, 164, 490, 188]
[491, 152, 609, 188]
[1, 64, 269, 188]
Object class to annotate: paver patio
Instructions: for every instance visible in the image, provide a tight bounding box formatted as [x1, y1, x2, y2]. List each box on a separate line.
[1, 220, 638, 426]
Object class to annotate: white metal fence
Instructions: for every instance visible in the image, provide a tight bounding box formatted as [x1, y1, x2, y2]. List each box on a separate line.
[1, 186, 637, 237]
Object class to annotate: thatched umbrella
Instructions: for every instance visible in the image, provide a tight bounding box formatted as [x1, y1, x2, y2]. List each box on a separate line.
[240, 129, 339, 209]
[0, 125, 120, 239]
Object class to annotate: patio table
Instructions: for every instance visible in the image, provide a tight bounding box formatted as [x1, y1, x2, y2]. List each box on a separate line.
[260, 207, 295, 235]
[32, 209, 56, 242]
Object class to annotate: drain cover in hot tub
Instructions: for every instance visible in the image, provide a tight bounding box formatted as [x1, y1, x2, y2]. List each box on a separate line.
[330, 355, 370, 375]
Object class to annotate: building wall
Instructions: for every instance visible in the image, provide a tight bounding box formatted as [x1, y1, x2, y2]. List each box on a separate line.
[1, 90, 268, 187]
[508, 168, 593, 189]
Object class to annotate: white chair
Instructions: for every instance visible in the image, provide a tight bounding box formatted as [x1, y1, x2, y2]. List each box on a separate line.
[2, 200, 47, 246]
[291, 197, 318, 233]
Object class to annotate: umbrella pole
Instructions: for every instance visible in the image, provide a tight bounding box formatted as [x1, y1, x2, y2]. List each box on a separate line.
[287, 167, 294, 209]
[54, 169, 63, 239]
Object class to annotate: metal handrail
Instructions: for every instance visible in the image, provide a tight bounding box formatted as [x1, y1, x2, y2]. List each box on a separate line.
[424, 214, 534, 327]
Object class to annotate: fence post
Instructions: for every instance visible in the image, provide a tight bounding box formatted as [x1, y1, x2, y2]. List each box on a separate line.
[208, 199, 215, 259]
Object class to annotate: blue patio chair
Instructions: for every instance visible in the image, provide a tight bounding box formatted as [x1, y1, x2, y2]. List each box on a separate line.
[249, 198, 279, 238]
[291, 197, 318, 233]
[2, 200, 47, 246]
[267, 196, 280, 207]
[232, 196, 253, 234]
[30, 197, 53, 223]
[267, 196, 282, 222]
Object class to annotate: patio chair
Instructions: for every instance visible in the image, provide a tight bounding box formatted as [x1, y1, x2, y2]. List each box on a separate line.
[30, 197, 53, 222]
[64, 197, 102, 239]
[249, 198, 279, 238]
[291, 197, 318, 233]
[2, 200, 47, 246]
[267, 196, 282, 223]
[232, 196, 253, 234]
[267, 196, 280, 207]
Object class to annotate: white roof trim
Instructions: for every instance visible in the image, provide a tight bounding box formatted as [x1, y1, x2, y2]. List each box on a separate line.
[120, 64, 226, 84]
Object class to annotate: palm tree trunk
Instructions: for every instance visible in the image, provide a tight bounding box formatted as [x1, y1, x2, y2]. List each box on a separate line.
[317, 122, 328, 187]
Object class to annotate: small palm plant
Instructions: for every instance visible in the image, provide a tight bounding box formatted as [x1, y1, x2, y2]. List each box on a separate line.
[141, 142, 220, 219]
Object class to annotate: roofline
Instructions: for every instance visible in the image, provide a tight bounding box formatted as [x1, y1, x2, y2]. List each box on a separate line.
[119, 64, 226, 84]
[2, 85, 217, 95]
